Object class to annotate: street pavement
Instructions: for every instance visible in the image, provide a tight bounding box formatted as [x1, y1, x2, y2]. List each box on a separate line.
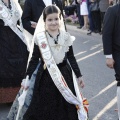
[0, 25, 118, 120]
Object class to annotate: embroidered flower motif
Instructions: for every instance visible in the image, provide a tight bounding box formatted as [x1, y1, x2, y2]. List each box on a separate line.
[46, 30, 75, 64]
[41, 42, 47, 49]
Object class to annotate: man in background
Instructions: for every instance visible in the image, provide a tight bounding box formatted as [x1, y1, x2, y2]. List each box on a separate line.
[22, 0, 64, 35]
[102, 2, 120, 119]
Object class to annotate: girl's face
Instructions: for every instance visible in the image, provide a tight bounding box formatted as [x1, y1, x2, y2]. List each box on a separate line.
[45, 13, 60, 31]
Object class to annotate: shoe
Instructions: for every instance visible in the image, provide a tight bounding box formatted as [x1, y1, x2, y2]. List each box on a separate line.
[81, 26, 88, 30]
[87, 31, 92, 35]
[93, 30, 99, 33]
[77, 26, 83, 29]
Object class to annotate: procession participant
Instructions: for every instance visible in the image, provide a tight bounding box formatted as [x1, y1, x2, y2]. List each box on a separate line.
[7, 5, 88, 120]
[0, 0, 31, 104]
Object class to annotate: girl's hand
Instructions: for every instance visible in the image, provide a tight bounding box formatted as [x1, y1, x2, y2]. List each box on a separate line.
[21, 76, 30, 90]
[78, 77, 85, 88]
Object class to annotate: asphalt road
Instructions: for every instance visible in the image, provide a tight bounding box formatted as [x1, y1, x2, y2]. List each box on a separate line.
[0, 25, 118, 120]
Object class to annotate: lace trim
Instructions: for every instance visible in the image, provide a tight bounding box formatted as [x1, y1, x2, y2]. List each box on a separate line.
[46, 30, 75, 64]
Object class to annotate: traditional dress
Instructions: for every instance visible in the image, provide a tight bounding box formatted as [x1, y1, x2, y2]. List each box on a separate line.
[0, 0, 29, 103]
[7, 30, 83, 120]
[24, 31, 82, 120]
[7, 3, 88, 119]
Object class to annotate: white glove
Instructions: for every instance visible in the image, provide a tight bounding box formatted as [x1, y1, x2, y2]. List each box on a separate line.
[21, 75, 30, 90]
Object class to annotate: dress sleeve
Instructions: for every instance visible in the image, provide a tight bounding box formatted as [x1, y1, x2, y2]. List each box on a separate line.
[22, 0, 35, 35]
[26, 44, 41, 78]
[67, 46, 82, 78]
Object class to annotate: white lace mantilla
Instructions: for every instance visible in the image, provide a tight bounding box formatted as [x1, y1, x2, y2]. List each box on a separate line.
[46, 30, 75, 64]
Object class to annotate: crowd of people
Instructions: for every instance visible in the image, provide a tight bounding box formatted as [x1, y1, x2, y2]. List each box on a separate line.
[64, 0, 117, 35]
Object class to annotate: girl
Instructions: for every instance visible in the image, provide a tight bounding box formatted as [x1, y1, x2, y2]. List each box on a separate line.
[8, 5, 87, 120]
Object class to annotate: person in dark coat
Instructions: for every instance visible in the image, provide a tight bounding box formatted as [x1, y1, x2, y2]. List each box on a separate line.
[102, 3, 120, 119]
[22, 0, 64, 35]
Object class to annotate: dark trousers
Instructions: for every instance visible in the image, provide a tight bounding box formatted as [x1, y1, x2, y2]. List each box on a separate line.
[100, 12, 105, 24]
[76, 4, 84, 27]
[87, 3, 95, 31]
[88, 11, 95, 31]
[87, 0, 95, 31]
[91, 11, 101, 32]
[100, 12, 105, 31]
[113, 51, 120, 86]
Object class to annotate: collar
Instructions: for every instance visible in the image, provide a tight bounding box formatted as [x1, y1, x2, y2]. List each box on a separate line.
[46, 30, 60, 44]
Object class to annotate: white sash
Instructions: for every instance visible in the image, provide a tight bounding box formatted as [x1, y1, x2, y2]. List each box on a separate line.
[36, 31, 88, 120]
[0, 0, 31, 51]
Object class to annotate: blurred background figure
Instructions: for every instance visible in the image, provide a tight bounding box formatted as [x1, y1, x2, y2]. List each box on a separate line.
[22, 0, 64, 35]
[99, 0, 110, 26]
[89, 0, 101, 34]
[75, 0, 84, 29]
[87, 0, 114, 35]
[0, 0, 29, 104]
[86, 0, 95, 35]
[80, 0, 89, 30]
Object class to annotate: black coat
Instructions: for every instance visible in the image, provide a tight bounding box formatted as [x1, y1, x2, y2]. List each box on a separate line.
[102, 4, 120, 55]
[102, 4, 120, 85]
[22, 0, 64, 35]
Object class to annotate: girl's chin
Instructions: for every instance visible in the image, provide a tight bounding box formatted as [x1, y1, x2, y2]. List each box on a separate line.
[50, 27, 58, 31]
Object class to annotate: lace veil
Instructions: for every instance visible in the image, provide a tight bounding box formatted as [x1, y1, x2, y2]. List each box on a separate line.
[33, 5, 65, 45]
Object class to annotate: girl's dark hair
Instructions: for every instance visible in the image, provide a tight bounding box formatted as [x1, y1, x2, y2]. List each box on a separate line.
[43, 5, 61, 22]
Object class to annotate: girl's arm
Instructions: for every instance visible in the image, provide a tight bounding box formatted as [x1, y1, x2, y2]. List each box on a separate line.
[67, 46, 84, 88]
[26, 44, 41, 79]
[67, 46, 82, 78]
